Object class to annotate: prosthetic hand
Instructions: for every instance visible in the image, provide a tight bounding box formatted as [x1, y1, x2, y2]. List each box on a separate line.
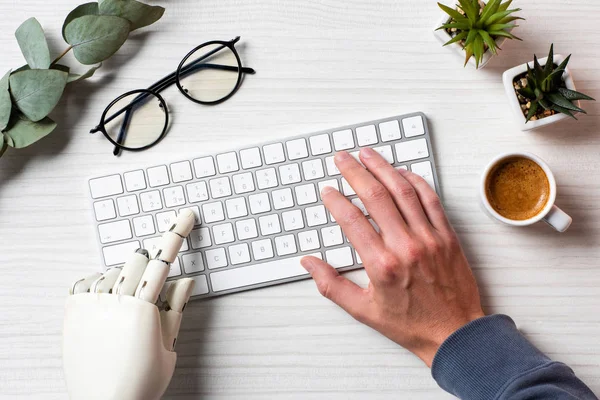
[63, 209, 196, 400]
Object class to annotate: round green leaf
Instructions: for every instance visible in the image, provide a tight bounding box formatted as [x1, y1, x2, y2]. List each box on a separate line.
[62, 2, 99, 42]
[15, 17, 51, 69]
[0, 69, 12, 131]
[65, 15, 131, 65]
[9, 69, 68, 122]
[3, 113, 57, 148]
[99, 0, 165, 31]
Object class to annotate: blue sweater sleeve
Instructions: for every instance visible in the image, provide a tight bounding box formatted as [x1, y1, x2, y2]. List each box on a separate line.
[431, 315, 598, 400]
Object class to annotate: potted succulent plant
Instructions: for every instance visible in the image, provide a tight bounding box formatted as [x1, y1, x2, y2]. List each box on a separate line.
[502, 44, 595, 131]
[434, 0, 523, 69]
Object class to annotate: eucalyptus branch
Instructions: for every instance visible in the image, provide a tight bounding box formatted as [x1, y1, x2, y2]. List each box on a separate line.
[52, 45, 73, 65]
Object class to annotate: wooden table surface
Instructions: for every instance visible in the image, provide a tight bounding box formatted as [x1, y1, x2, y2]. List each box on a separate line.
[1, 0, 599, 398]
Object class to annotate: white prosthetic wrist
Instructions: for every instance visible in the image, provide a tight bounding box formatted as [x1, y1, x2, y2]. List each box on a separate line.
[63, 210, 196, 400]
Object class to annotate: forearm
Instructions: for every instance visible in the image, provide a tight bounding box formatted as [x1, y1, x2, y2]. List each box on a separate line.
[432, 315, 598, 400]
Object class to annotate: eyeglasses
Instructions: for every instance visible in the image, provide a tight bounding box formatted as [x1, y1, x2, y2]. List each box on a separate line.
[90, 37, 255, 156]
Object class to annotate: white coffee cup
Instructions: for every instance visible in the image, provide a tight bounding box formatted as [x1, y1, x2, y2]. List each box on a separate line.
[480, 152, 572, 232]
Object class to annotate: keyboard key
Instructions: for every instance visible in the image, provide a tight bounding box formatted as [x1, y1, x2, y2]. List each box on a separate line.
[249, 193, 271, 214]
[190, 227, 211, 249]
[94, 199, 116, 221]
[259, 214, 281, 235]
[216, 152, 239, 174]
[190, 275, 209, 296]
[402, 115, 425, 137]
[232, 172, 255, 194]
[321, 225, 343, 247]
[351, 198, 369, 215]
[295, 183, 317, 205]
[156, 210, 177, 232]
[193, 156, 216, 178]
[163, 186, 186, 208]
[206, 248, 228, 269]
[379, 120, 401, 142]
[374, 145, 394, 164]
[202, 202, 225, 223]
[228, 243, 251, 265]
[395, 139, 429, 163]
[140, 191, 162, 212]
[279, 164, 302, 185]
[318, 179, 340, 199]
[282, 210, 304, 231]
[102, 241, 140, 266]
[309, 134, 332, 155]
[256, 168, 278, 189]
[263, 143, 285, 165]
[123, 170, 146, 192]
[209, 177, 232, 199]
[89, 175, 123, 199]
[225, 197, 248, 219]
[286, 138, 309, 160]
[341, 178, 355, 196]
[355, 250, 362, 264]
[147, 166, 169, 187]
[186, 182, 209, 203]
[326, 246, 354, 268]
[179, 206, 201, 225]
[98, 220, 132, 244]
[305, 205, 328, 227]
[251, 239, 274, 260]
[333, 129, 355, 150]
[325, 156, 340, 176]
[411, 161, 436, 191]
[210, 253, 322, 292]
[275, 234, 297, 256]
[356, 125, 378, 146]
[298, 230, 320, 252]
[168, 257, 182, 277]
[272, 188, 294, 210]
[116, 195, 139, 217]
[170, 161, 193, 183]
[133, 215, 155, 237]
[213, 223, 235, 245]
[240, 147, 262, 169]
[236, 219, 258, 240]
[182, 252, 205, 274]
[301, 159, 325, 181]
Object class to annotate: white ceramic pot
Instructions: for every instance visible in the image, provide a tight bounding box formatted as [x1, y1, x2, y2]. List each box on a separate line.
[432, 6, 514, 69]
[502, 55, 579, 131]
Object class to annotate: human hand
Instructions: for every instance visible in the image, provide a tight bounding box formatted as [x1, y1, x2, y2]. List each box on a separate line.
[301, 148, 484, 367]
[63, 210, 196, 400]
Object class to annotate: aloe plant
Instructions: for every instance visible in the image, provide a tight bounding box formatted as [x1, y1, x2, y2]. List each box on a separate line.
[0, 0, 165, 158]
[437, 0, 523, 68]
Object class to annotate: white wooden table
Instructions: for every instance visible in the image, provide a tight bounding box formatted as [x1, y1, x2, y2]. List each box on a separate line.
[1, 1, 599, 398]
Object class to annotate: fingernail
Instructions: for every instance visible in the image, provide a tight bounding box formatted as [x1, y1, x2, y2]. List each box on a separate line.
[301, 258, 314, 273]
[335, 151, 350, 161]
[360, 147, 376, 158]
[320, 186, 335, 196]
[397, 167, 408, 174]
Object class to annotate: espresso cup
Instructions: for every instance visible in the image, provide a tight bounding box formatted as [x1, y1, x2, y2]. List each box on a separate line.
[480, 152, 572, 232]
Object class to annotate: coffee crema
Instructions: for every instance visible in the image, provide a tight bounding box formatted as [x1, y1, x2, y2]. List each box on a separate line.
[485, 157, 550, 221]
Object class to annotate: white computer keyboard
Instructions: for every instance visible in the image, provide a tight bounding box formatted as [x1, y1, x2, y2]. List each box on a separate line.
[87, 112, 440, 299]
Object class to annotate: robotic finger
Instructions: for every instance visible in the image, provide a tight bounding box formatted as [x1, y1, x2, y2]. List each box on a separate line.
[112, 249, 150, 296]
[90, 267, 122, 294]
[70, 272, 103, 295]
[135, 209, 195, 304]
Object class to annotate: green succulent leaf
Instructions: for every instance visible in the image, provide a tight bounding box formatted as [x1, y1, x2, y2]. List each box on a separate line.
[558, 87, 595, 101]
[547, 92, 586, 113]
[62, 2, 99, 41]
[498, 0, 513, 12]
[99, 0, 165, 31]
[9, 69, 68, 122]
[498, 16, 524, 24]
[544, 68, 565, 88]
[517, 87, 535, 99]
[479, 30, 497, 54]
[463, 43, 474, 67]
[488, 30, 522, 40]
[544, 44, 554, 77]
[486, 9, 521, 26]
[458, 0, 477, 23]
[443, 31, 468, 46]
[533, 55, 544, 78]
[473, 34, 485, 68]
[487, 23, 517, 31]
[480, 0, 502, 24]
[15, 18, 51, 70]
[437, 2, 466, 23]
[438, 22, 471, 31]
[556, 54, 571, 72]
[538, 98, 552, 110]
[2, 113, 57, 148]
[550, 103, 576, 119]
[0, 69, 12, 131]
[525, 101, 538, 122]
[65, 15, 131, 65]
[464, 28, 478, 47]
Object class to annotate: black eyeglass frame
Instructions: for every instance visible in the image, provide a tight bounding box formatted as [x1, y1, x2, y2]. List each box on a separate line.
[90, 36, 255, 154]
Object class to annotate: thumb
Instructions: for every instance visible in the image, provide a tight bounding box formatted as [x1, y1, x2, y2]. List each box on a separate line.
[301, 256, 370, 323]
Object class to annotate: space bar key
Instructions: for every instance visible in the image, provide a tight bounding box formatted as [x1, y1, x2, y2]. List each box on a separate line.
[210, 253, 322, 292]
